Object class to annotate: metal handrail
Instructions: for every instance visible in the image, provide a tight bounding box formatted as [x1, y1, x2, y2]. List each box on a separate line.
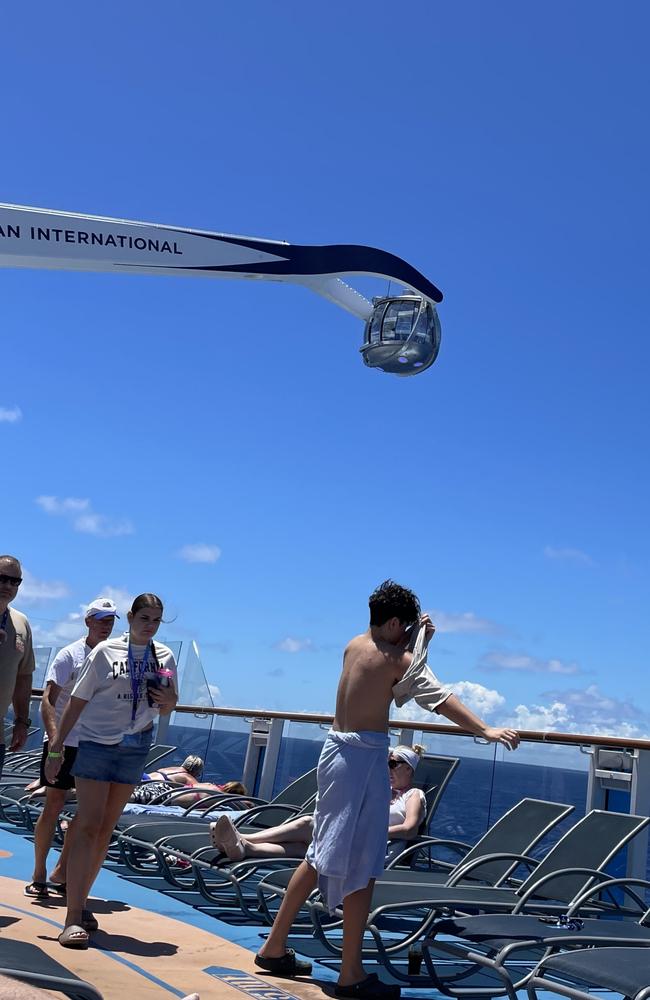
[29, 688, 650, 751]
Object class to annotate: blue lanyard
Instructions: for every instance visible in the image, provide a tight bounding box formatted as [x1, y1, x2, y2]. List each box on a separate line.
[127, 642, 151, 721]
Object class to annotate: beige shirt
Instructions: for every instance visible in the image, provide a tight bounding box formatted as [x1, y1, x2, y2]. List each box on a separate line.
[0, 607, 35, 725]
[392, 624, 451, 714]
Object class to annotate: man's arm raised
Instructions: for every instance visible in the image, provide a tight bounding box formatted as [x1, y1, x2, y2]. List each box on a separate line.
[437, 694, 520, 750]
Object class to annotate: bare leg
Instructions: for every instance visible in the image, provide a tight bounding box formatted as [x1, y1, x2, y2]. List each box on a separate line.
[258, 860, 318, 958]
[339, 880, 375, 986]
[30, 787, 67, 884]
[50, 814, 77, 885]
[244, 815, 313, 846]
[86, 782, 136, 892]
[64, 778, 110, 929]
[215, 814, 313, 860]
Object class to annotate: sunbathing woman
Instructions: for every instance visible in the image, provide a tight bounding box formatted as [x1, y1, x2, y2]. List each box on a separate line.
[211, 745, 426, 861]
[140, 754, 204, 786]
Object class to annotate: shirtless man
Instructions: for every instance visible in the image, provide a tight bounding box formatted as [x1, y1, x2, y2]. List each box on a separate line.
[255, 579, 519, 999]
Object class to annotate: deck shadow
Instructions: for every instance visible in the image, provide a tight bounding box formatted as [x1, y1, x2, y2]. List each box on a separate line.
[92, 931, 179, 957]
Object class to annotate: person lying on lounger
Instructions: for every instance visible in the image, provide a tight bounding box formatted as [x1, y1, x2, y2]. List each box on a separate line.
[211, 745, 426, 861]
[140, 753, 204, 786]
[131, 775, 248, 807]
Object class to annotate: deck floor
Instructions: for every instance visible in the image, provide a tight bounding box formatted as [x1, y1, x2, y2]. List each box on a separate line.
[0, 824, 327, 1000]
[0, 823, 567, 1000]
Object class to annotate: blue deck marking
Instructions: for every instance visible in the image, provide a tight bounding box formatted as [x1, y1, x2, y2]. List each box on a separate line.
[205, 966, 302, 1000]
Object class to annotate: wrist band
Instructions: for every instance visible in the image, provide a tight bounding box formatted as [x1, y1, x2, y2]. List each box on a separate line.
[47, 751, 63, 759]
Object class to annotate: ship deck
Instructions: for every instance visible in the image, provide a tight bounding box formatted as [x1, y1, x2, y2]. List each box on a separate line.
[1, 821, 442, 1000]
[0, 821, 326, 1000]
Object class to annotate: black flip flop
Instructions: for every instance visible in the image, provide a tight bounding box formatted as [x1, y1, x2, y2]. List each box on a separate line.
[334, 973, 401, 998]
[254, 948, 312, 976]
[24, 881, 49, 898]
[48, 881, 67, 895]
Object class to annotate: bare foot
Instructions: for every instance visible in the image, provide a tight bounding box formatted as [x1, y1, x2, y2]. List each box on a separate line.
[211, 815, 245, 860]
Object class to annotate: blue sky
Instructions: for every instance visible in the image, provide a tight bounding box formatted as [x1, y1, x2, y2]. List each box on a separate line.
[2, 1, 649, 737]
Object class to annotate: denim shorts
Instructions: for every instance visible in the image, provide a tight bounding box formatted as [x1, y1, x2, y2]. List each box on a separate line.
[72, 727, 153, 785]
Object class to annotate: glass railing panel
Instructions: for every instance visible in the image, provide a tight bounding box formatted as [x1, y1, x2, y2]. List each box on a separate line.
[203, 714, 251, 785]
[489, 741, 590, 860]
[273, 721, 329, 797]
[408, 728, 498, 844]
[32, 645, 53, 689]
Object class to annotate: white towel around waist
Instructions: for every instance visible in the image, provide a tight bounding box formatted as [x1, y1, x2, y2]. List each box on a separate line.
[306, 729, 390, 913]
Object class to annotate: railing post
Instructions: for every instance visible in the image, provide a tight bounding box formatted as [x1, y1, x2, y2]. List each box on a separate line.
[242, 719, 268, 795]
[258, 718, 285, 801]
[156, 710, 171, 743]
[627, 749, 650, 879]
[586, 745, 650, 879]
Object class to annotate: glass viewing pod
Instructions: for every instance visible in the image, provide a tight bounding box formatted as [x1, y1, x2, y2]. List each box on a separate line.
[361, 294, 442, 376]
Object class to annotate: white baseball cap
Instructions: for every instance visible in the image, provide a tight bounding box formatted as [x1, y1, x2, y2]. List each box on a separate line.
[85, 598, 120, 620]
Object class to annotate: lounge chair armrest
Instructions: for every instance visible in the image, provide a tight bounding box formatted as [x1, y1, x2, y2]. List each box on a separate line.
[448, 851, 537, 885]
[195, 794, 259, 812]
[385, 836, 468, 870]
[513, 865, 609, 911]
[566, 875, 650, 916]
[233, 802, 302, 827]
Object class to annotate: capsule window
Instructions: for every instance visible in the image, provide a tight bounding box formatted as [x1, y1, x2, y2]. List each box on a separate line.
[382, 301, 418, 342]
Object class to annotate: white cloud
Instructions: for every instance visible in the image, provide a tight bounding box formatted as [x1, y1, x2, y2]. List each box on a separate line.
[274, 637, 314, 653]
[36, 496, 89, 515]
[448, 680, 506, 716]
[207, 682, 222, 704]
[177, 543, 222, 564]
[544, 546, 594, 567]
[0, 405, 22, 423]
[506, 685, 650, 738]
[19, 569, 69, 605]
[74, 513, 133, 537]
[509, 701, 571, 731]
[32, 614, 89, 646]
[481, 651, 581, 675]
[428, 609, 502, 635]
[35, 495, 134, 537]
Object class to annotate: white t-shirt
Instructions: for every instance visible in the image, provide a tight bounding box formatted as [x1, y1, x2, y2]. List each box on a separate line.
[388, 786, 426, 827]
[43, 637, 89, 748]
[71, 635, 178, 745]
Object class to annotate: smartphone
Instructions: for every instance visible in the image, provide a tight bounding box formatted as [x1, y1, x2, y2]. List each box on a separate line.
[146, 676, 162, 707]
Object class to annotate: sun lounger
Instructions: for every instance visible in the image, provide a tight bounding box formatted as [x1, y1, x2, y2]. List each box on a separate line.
[421, 874, 650, 997]
[159, 754, 460, 911]
[0, 936, 103, 999]
[256, 797, 573, 930]
[349, 810, 650, 981]
[257, 808, 649, 981]
[527, 946, 650, 1000]
[117, 766, 318, 876]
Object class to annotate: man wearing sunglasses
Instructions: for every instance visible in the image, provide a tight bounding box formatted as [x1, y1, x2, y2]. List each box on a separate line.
[0, 555, 35, 776]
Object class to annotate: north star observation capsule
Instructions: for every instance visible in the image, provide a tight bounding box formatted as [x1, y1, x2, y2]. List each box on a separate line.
[361, 295, 441, 376]
[0, 203, 444, 377]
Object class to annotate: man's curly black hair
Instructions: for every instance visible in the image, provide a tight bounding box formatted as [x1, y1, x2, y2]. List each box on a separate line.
[368, 579, 421, 627]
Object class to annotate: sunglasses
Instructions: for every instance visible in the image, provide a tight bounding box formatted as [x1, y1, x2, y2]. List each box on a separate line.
[388, 759, 403, 769]
[0, 574, 22, 586]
